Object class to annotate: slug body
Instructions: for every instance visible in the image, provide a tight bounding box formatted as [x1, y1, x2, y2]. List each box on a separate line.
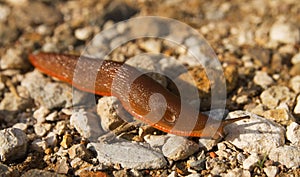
[29, 53, 248, 139]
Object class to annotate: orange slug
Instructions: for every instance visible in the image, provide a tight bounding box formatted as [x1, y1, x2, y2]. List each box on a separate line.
[29, 52, 249, 139]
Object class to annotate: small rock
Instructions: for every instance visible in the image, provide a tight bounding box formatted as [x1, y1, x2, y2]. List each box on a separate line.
[31, 139, 47, 152]
[12, 123, 28, 131]
[44, 132, 58, 147]
[21, 70, 73, 109]
[243, 153, 260, 170]
[269, 21, 300, 44]
[34, 123, 51, 137]
[268, 145, 300, 168]
[33, 106, 50, 124]
[0, 128, 28, 162]
[56, 157, 70, 174]
[139, 39, 162, 53]
[0, 162, 18, 176]
[263, 166, 278, 177]
[222, 168, 251, 177]
[236, 95, 249, 105]
[21, 169, 66, 177]
[60, 134, 72, 149]
[75, 26, 93, 40]
[198, 138, 218, 151]
[45, 111, 58, 121]
[291, 53, 300, 65]
[290, 75, 300, 93]
[53, 121, 66, 136]
[68, 144, 92, 160]
[0, 48, 30, 70]
[290, 63, 300, 76]
[260, 86, 295, 109]
[185, 174, 201, 177]
[253, 71, 273, 89]
[286, 122, 300, 146]
[168, 171, 177, 177]
[97, 97, 125, 132]
[70, 109, 103, 141]
[263, 109, 295, 125]
[224, 111, 285, 154]
[144, 135, 169, 148]
[88, 142, 167, 169]
[294, 95, 300, 114]
[162, 136, 199, 161]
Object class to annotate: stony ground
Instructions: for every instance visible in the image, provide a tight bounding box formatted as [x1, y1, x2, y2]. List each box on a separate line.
[0, 0, 300, 177]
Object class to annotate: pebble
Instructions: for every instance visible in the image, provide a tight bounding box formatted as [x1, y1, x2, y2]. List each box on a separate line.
[60, 134, 72, 149]
[294, 95, 300, 114]
[88, 142, 167, 169]
[224, 111, 285, 154]
[291, 53, 300, 65]
[12, 123, 28, 131]
[263, 166, 278, 177]
[0, 162, 17, 176]
[260, 86, 295, 109]
[268, 145, 300, 168]
[253, 71, 273, 89]
[269, 20, 300, 44]
[68, 144, 92, 160]
[97, 97, 125, 132]
[290, 75, 300, 93]
[1, 48, 30, 70]
[290, 63, 300, 76]
[0, 128, 28, 162]
[34, 123, 51, 137]
[162, 136, 199, 161]
[242, 153, 260, 170]
[31, 139, 47, 152]
[139, 39, 162, 53]
[222, 168, 251, 177]
[263, 108, 295, 125]
[198, 138, 218, 151]
[0, 5, 10, 22]
[21, 70, 73, 109]
[33, 106, 50, 124]
[286, 122, 300, 146]
[44, 132, 58, 147]
[55, 157, 70, 174]
[75, 26, 93, 40]
[21, 169, 66, 177]
[45, 111, 58, 121]
[144, 135, 169, 148]
[70, 109, 104, 141]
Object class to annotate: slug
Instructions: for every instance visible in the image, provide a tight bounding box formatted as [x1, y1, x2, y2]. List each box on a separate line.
[29, 52, 249, 139]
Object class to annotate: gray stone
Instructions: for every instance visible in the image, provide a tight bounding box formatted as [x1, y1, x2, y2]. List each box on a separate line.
[263, 166, 278, 177]
[242, 153, 260, 170]
[33, 106, 50, 124]
[21, 70, 73, 109]
[286, 122, 300, 146]
[21, 169, 66, 177]
[290, 75, 300, 93]
[88, 142, 167, 169]
[0, 128, 28, 162]
[70, 109, 104, 141]
[34, 123, 51, 137]
[269, 145, 300, 168]
[253, 71, 273, 89]
[260, 86, 295, 109]
[224, 111, 285, 154]
[198, 138, 218, 151]
[269, 21, 300, 44]
[144, 135, 169, 148]
[68, 144, 92, 160]
[97, 97, 125, 132]
[31, 139, 47, 152]
[162, 136, 199, 161]
[56, 157, 70, 174]
[44, 132, 58, 147]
